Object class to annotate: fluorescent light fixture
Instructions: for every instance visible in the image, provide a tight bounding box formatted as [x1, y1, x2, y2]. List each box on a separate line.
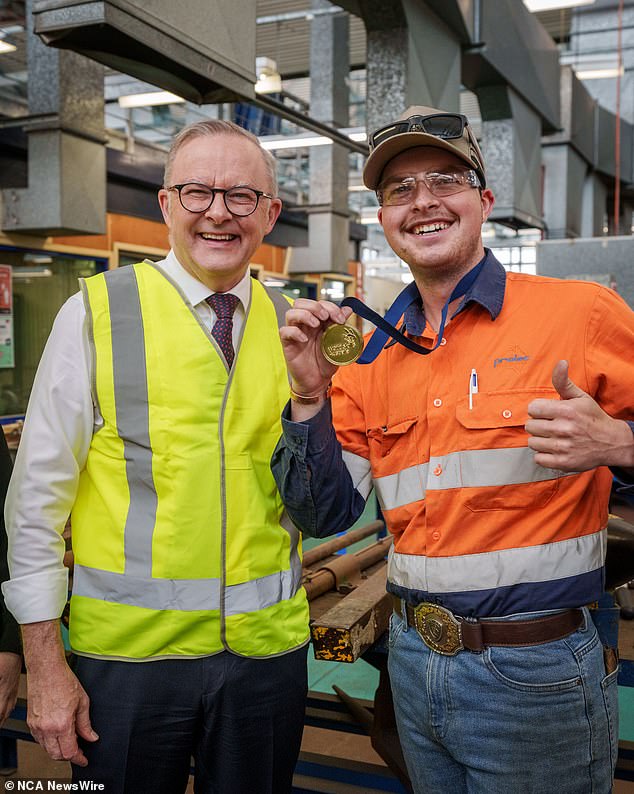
[118, 91, 185, 108]
[259, 127, 367, 151]
[255, 73, 282, 94]
[523, 0, 594, 10]
[576, 66, 624, 80]
[23, 253, 53, 265]
[255, 56, 282, 95]
[0, 40, 16, 54]
[260, 135, 332, 150]
[561, 52, 623, 80]
[348, 185, 369, 192]
[13, 268, 52, 279]
[360, 215, 381, 225]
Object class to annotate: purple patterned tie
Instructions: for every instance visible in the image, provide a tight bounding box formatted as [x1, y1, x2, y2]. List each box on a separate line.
[206, 293, 240, 368]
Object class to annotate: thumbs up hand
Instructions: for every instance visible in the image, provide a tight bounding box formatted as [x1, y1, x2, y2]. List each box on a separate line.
[525, 360, 634, 472]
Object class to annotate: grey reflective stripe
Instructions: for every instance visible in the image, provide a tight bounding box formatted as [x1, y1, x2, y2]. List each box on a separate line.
[387, 529, 607, 593]
[427, 447, 565, 490]
[104, 268, 158, 577]
[374, 447, 569, 511]
[342, 450, 374, 501]
[226, 568, 300, 614]
[79, 279, 101, 422]
[280, 509, 303, 592]
[375, 463, 427, 509]
[74, 564, 221, 611]
[73, 564, 299, 614]
[261, 283, 291, 328]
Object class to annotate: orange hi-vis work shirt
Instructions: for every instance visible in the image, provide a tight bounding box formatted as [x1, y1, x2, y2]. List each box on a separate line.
[332, 262, 634, 617]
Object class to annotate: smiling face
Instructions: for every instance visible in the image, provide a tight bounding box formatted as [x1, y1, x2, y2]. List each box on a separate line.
[158, 134, 282, 292]
[377, 146, 494, 284]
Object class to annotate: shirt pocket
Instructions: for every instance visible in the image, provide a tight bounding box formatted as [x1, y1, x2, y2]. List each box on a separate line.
[367, 417, 418, 478]
[455, 389, 562, 512]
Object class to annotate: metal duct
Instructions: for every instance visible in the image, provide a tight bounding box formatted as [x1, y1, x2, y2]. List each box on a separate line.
[32, 0, 257, 104]
[2, 0, 106, 236]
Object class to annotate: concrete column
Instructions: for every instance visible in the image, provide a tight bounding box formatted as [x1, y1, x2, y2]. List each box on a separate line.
[1, 0, 106, 235]
[476, 85, 543, 230]
[289, 0, 350, 275]
[362, 0, 461, 132]
[542, 145, 588, 239]
[581, 173, 608, 237]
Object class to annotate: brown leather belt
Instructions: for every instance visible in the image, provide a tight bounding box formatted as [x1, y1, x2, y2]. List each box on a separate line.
[391, 595, 583, 656]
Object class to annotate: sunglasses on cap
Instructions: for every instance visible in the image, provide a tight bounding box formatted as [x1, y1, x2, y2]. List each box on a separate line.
[369, 113, 471, 151]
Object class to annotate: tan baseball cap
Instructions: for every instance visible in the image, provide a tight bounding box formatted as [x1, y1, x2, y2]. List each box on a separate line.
[363, 104, 486, 190]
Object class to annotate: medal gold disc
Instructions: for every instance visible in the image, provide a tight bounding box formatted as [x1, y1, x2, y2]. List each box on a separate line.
[321, 323, 364, 366]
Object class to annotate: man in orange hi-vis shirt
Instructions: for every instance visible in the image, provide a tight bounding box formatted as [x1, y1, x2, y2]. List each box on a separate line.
[272, 105, 634, 794]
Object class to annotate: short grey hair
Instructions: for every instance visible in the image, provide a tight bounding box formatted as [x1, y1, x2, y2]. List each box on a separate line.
[163, 119, 278, 195]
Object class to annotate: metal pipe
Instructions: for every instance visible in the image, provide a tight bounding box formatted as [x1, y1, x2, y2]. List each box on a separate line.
[302, 520, 385, 568]
[614, 0, 624, 235]
[251, 93, 368, 155]
[303, 535, 392, 601]
[473, 0, 482, 45]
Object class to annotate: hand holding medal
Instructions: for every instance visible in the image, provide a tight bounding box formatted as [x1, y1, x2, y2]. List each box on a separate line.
[279, 298, 357, 413]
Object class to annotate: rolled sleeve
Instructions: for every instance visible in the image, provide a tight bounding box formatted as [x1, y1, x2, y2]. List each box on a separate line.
[2, 569, 69, 624]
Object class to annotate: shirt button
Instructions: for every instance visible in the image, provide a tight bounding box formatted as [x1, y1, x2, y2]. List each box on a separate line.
[433, 465, 443, 476]
[440, 338, 447, 346]
[432, 531, 441, 541]
[433, 398, 442, 407]
[502, 409, 512, 419]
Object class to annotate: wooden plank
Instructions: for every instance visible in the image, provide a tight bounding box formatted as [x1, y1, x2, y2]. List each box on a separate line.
[310, 566, 390, 663]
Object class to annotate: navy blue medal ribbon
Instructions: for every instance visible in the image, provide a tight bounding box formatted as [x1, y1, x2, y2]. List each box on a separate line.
[341, 258, 486, 365]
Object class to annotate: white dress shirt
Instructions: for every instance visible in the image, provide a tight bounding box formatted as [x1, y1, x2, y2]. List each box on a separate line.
[2, 251, 252, 624]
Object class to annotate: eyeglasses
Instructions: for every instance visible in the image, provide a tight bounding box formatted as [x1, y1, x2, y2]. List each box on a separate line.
[377, 170, 481, 205]
[370, 113, 469, 151]
[166, 183, 275, 216]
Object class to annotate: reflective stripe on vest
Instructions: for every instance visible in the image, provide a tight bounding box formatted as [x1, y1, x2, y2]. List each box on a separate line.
[105, 267, 157, 578]
[73, 563, 299, 614]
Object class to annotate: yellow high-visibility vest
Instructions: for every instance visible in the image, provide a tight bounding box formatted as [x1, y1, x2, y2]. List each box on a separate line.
[70, 261, 309, 659]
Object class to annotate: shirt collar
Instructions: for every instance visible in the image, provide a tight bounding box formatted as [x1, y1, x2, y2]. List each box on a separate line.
[403, 248, 506, 337]
[156, 250, 251, 310]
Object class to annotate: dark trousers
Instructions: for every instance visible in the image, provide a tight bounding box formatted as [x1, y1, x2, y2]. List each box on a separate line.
[71, 645, 308, 794]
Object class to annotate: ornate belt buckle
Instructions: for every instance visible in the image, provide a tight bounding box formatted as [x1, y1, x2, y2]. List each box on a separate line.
[413, 603, 463, 656]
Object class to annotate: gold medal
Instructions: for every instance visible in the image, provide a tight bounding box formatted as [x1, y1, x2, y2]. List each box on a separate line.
[321, 323, 364, 366]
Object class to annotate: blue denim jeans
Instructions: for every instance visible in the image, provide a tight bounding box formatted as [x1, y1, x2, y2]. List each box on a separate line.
[388, 606, 619, 794]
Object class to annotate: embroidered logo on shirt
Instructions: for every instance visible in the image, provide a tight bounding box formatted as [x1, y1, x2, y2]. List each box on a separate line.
[493, 347, 530, 368]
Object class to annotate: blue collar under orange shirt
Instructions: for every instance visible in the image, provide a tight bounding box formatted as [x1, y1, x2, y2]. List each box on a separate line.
[402, 248, 507, 337]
